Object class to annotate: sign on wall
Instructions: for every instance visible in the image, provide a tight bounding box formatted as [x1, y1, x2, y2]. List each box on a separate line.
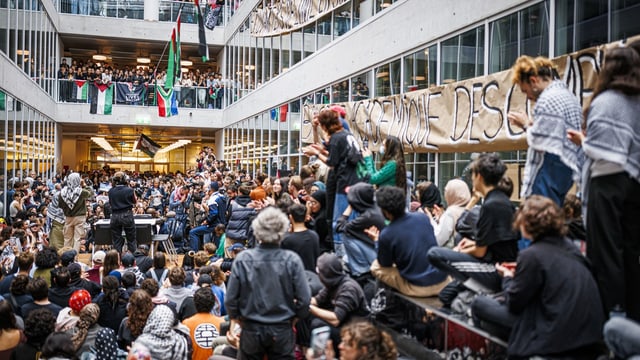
[251, 0, 349, 37]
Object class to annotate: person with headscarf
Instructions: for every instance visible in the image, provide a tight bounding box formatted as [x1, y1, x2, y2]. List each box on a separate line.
[71, 303, 103, 356]
[335, 183, 386, 280]
[58, 173, 92, 251]
[307, 190, 332, 254]
[133, 305, 189, 360]
[84, 328, 122, 360]
[429, 179, 471, 248]
[415, 181, 443, 215]
[309, 253, 369, 357]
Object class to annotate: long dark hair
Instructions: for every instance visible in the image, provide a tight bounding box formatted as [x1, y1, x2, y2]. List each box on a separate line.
[584, 46, 640, 124]
[381, 136, 406, 192]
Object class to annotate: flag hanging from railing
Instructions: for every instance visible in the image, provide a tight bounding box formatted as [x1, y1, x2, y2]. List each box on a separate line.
[270, 104, 288, 122]
[157, 86, 178, 117]
[73, 80, 88, 101]
[194, 0, 209, 62]
[89, 82, 113, 115]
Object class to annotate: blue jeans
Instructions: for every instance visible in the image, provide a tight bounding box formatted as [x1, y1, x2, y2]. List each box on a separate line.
[530, 153, 573, 206]
[189, 225, 214, 252]
[342, 235, 376, 277]
[604, 317, 640, 359]
[332, 193, 354, 258]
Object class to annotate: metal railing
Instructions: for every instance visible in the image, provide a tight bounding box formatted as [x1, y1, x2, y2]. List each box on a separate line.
[57, 79, 227, 110]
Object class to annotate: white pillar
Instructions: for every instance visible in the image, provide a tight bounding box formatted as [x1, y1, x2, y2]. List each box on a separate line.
[215, 129, 225, 160]
[144, 0, 159, 21]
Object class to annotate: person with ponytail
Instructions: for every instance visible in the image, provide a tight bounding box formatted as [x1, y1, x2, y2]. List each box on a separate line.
[71, 303, 102, 355]
[508, 56, 583, 206]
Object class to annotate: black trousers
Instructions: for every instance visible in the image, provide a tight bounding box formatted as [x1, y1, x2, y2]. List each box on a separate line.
[587, 172, 640, 321]
[238, 321, 295, 360]
[110, 210, 137, 253]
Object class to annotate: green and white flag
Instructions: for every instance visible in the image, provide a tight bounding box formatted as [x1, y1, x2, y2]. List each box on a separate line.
[74, 80, 88, 101]
[90, 82, 113, 115]
[0, 90, 5, 111]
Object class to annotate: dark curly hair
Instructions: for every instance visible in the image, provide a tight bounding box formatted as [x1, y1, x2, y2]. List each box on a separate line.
[10, 274, 30, 296]
[127, 289, 154, 338]
[140, 278, 159, 297]
[27, 277, 49, 301]
[41, 332, 77, 360]
[513, 195, 566, 241]
[340, 320, 397, 360]
[194, 287, 217, 313]
[35, 246, 59, 268]
[24, 308, 56, 347]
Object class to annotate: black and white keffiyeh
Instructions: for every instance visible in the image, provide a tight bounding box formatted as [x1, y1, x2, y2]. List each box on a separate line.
[61, 173, 83, 210]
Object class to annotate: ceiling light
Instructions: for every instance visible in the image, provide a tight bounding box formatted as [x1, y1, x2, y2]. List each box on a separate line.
[245, 65, 255, 70]
[156, 140, 191, 154]
[16, 49, 29, 56]
[381, 0, 392, 8]
[376, 71, 389, 78]
[93, 54, 107, 61]
[413, 75, 426, 81]
[90, 137, 114, 152]
[181, 67, 189, 73]
[137, 57, 151, 64]
[180, 60, 193, 66]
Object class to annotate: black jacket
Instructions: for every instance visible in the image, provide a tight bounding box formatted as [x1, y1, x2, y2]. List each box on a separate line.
[505, 236, 604, 357]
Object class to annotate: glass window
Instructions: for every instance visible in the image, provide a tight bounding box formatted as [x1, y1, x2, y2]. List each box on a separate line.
[441, 26, 484, 83]
[612, 0, 640, 41]
[334, 2, 352, 38]
[556, 0, 607, 54]
[351, 70, 371, 101]
[331, 79, 350, 103]
[404, 47, 429, 92]
[520, 1, 549, 57]
[490, 12, 518, 73]
[427, 44, 437, 87]
[375, 64, 390, 97]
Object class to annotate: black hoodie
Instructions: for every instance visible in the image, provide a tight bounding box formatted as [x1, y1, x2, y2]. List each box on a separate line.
[335, 183, 386, 245]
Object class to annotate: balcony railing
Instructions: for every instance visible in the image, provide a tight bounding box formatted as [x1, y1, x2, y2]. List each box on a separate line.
[51, 0, 232, 25]
[57, 79, 227, 110]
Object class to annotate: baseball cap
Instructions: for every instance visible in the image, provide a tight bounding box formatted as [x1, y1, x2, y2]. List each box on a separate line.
[68, 263, 82, 279]
[92, 250, 106, 264]
[61, 250, 78, 267]
[329, 105, 346, 118]
[227, 243, 246, 253]
[121, 253, 135, 267]
[197, 274, 213, 286]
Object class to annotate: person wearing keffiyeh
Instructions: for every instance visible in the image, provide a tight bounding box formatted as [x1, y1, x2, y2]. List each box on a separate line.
[508, 56, 584, 207]
[58, 172, 92, 251]
[133, 305, 189, 360]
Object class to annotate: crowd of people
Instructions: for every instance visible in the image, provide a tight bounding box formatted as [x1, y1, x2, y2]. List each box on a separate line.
[57, 58, 230, 109]
[0, 45, 639, 360]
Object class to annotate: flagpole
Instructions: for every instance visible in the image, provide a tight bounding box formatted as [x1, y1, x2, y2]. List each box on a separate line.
[151, 4, 185, 85]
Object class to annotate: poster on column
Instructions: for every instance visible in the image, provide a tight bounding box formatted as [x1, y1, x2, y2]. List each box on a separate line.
[300, 37, 636, 153]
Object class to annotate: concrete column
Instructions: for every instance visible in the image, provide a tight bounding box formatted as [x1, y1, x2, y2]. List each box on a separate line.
[215, 129, 225, 160]
[144, 0, 159, 21]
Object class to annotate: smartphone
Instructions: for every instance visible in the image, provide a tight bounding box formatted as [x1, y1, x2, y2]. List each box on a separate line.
[310, 326, 331, 360]
[362, 138, 369, 149]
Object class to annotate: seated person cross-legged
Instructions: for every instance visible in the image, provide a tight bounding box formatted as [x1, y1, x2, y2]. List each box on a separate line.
[471, 196, 605, 359]
[427, 153, 519, 303]
[366, 186, 448, 297]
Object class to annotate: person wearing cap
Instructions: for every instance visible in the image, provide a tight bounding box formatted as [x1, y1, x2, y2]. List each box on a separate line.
[60, 249, 78, 267]
[58, 173, 93, 252]
[226, 207, 310, 359]
[68, 262, 101, 298]
[108, 171, 137, 254]
[188, 181, 227, 252]
[182, 287, 224, 360]
[122, 253, 145, 286]
[86, 250, 106, 284]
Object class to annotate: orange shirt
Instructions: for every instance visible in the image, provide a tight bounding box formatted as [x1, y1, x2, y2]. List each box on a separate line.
[182, 312, 225, 360]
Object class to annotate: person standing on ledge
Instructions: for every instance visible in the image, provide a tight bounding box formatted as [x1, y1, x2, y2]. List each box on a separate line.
[508, 55, 583, 206]
[109, 171, 137, 253]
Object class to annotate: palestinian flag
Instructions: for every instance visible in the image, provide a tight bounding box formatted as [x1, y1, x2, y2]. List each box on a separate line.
[194, 0, 209, 62]
[74, 80, 88, 101]
[89, 82, 114, 115]
[270, 104, 288, 122]
[156, 86, 178, 117]
[134, 133, 161, 157]
[0, 90, 5, 111]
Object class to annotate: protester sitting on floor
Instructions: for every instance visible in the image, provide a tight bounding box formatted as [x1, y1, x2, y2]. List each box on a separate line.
[21, 276, 62, 319]
[159, 267, 191, 311]
[471, 195, 605, 359]
[336, 182, 385, 282]
[309, 253, 369, 357]
[48, 267, 79, 309]
[366, 186, 448, 297]
[55, 288, 92, 332]
[68, 262, 101, 298]
[182, 287, 225, 360]
[425, 179, 471, 249]
[428, 153, 519, 304]
[139, 278, 176, 311]
[94, 275, 129, 332]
